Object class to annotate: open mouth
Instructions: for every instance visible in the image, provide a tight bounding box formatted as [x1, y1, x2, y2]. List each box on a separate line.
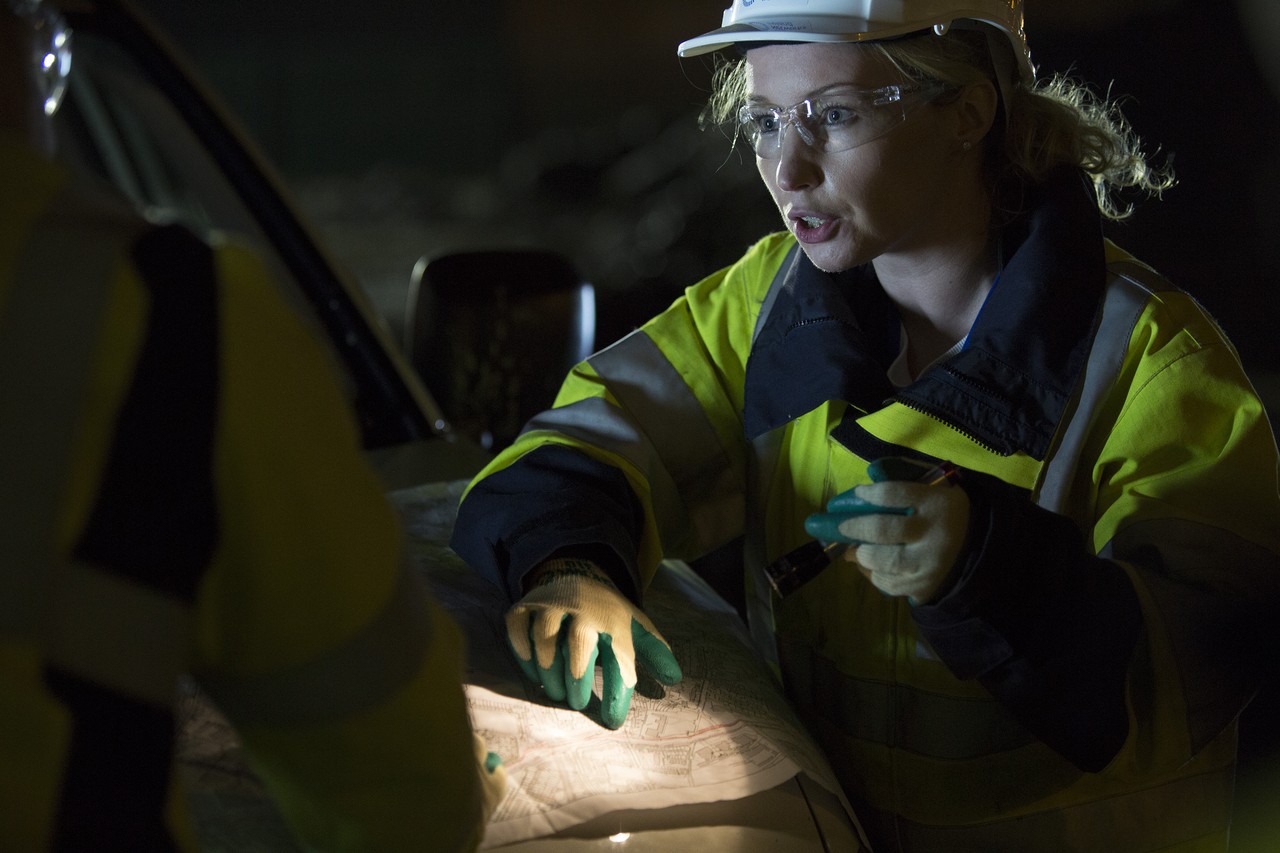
[790, 212, 836, 244]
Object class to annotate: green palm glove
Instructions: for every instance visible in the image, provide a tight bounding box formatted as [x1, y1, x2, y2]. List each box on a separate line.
[807, 458, 968, 605]
[505, 558, 682, 729]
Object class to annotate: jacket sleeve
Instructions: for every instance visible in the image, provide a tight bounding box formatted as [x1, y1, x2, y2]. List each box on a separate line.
[911, 472, 1143, 772]
[191, 242, 486, 853]
[452, 443, 650, 604]
[914, 296, 1280, 776]
[451, 237, 788, 602]
[450, 322, 747, 606]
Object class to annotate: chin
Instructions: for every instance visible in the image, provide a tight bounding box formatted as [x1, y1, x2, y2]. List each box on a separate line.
[798, 244, 860, 274]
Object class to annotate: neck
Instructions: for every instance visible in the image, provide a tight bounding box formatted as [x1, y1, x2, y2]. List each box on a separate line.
[873, 228, 1001, 377]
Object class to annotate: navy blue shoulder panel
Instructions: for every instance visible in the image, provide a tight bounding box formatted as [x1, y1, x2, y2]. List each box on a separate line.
[743, 249, 898, 440]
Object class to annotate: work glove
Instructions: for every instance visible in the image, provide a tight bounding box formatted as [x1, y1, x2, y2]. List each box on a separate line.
[473, 733, 507, 822]
[805, 457, 969, 605]
[505, 558, 682, 729]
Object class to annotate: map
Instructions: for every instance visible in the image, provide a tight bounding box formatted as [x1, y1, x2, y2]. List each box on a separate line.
[176, 479, 867, 851]
[393, 480, 864, 849]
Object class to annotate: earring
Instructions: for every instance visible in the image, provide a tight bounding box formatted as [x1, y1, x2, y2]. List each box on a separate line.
[962, 140, 973, 151]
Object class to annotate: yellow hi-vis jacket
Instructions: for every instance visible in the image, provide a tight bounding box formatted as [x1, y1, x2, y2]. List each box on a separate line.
[454, 170, 1280, 852]
[0, 137, 485, 852]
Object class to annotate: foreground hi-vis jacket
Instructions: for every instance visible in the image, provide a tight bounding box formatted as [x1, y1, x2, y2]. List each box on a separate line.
[0, 138, 484, 852]
[455, 169, 1280, 851]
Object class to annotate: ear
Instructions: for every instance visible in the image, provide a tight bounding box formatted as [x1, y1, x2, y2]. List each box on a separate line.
[954, 79, 999, 148]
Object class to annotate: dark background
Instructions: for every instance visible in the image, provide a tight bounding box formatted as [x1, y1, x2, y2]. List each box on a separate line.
[133, 0, 1280, 394]
[127, 2, 1280, 846]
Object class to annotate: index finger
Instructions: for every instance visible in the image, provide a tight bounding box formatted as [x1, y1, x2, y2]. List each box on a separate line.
[826, 491, 914, 515]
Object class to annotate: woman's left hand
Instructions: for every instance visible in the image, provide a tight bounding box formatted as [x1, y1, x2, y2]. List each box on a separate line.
[814, 458, 970, 605]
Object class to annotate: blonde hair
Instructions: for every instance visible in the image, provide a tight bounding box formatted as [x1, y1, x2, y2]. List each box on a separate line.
[701, 29, 1174, 222]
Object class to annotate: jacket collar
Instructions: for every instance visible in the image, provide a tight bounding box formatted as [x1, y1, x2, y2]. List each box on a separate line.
[743, 169, 1106, 459]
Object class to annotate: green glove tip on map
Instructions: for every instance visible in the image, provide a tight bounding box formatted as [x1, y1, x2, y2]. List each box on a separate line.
[633, 618, 683, 685]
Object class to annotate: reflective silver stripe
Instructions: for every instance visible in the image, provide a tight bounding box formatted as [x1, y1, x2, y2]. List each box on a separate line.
[751, 244, 798, 347]
[742, 245, 801, 667]
[1036, 264, 1157, 514]
[868, 761, 1233, 851]
[1102, 516, 1280, 749]
[582, 330, 744, 554]
[745, 429, 783, 667]
[197, 563, 434, 728]
[45, 562, 192, 707]
[0, 184, 140, 640]
[523, 397, 690, 551]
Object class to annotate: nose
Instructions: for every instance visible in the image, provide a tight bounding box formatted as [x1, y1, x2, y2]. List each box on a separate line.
[771, 126, 821, 192]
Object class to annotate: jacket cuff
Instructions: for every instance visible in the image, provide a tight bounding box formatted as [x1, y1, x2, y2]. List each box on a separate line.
[450, 446, 645, 604]
[912, 469, 1142, 771]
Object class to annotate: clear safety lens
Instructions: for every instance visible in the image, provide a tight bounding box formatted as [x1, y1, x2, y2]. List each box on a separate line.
[738, 83, 941, 159]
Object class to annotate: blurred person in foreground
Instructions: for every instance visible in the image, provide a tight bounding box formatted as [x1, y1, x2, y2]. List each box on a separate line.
[451, 0, 1280, 849]
[0, 1, 502, 849]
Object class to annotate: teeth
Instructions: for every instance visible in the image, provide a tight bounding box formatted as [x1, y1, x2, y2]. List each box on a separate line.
[801, 216, 824, 228]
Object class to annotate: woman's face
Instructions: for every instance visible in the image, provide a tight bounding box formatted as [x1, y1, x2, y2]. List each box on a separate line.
[746, 42, 969, 274]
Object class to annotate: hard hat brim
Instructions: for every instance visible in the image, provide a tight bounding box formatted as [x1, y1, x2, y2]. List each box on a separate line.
[676, 13, 1034, 84]
[677, 22, 879, 57]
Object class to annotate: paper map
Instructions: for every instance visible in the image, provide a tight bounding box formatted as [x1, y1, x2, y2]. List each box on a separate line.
[392, 480, 860, 848]
[176, 479, 864, 850]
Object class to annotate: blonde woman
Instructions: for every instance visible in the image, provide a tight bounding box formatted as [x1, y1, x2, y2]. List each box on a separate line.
[453, 3, 1280, 849]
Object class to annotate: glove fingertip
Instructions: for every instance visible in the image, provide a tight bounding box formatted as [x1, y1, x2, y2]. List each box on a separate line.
[654, 644, 683, 684]
[654, 658, 683, 685]
[539, 646, 569, 702]
[632, 622, 683, 685]
[600, 685, 634, 730]
[566, 646, 598, 710]
[804, 512, 848, 542]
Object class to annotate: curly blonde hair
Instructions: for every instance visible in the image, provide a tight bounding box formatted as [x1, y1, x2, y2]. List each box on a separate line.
[701, 28, 1174, 222]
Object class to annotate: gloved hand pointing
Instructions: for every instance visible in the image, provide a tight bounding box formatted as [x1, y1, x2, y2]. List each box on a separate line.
[805, 458, 969, 605]
[505, 558, 682, 729]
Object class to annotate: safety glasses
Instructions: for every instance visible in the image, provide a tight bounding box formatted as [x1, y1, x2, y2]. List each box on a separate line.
[738, 82, 944, 158]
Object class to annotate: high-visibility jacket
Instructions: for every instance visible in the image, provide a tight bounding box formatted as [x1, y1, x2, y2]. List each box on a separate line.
[0, 136, 485, 852]
[454, 169, 1280, 852]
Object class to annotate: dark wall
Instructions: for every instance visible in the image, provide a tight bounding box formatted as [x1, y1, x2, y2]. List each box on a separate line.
[135, 1, 515, 176]
[1029, 2, 1280, 379]
[135, 1, 1280, 377]
[134, 0, 718, 178]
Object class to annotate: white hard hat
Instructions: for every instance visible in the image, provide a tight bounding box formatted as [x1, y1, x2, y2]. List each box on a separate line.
[677, 0, 1034, 84]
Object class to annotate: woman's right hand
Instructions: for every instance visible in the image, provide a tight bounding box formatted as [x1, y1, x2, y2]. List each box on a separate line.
[504, 558, 682, 729]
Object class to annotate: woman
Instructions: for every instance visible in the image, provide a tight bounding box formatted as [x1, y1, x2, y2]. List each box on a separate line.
[452, 1, 1280, 849]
